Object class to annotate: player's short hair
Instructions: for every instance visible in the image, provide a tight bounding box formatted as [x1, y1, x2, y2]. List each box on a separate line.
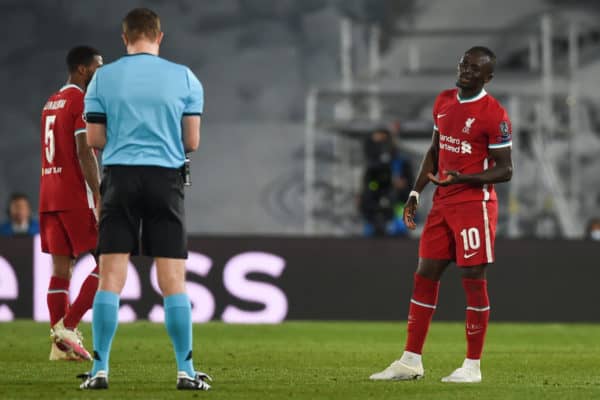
[66, 46, 100, 73]
[122, 8, 161, 43]
[467, 46, 496, 71]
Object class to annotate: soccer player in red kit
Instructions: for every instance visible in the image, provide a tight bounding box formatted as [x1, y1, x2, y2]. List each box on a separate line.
[39, 46, 103, 361]
[370, 46, 513, 383]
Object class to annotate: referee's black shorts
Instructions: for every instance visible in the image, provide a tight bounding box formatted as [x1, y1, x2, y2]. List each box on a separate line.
[98, 165, 187, 259]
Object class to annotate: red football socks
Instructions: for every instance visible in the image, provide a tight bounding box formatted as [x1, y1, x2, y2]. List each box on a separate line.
[463, 278, 490, 360]
[63, 266, 100, 329]
[47, 276, 70, 326]
[405, 273, 440, 354]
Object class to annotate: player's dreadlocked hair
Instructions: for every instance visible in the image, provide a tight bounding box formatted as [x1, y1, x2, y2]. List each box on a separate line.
[467, 46, 497, 71]
[66, 46, 100, 73]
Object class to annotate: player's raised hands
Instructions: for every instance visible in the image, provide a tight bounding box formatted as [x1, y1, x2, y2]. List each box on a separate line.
[403, 196, 418, 230]
[427, 171, 462, 186]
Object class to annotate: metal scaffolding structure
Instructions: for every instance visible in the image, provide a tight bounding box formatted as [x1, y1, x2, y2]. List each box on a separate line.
[304, 12, 598, 238]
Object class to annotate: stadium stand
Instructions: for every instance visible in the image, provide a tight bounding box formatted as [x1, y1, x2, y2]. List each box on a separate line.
[0, 0, 599, 236]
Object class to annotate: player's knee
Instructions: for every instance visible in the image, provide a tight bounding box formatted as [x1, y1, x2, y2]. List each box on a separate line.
[52, 268, 71, 280]
[416, 259, 449, 281]
[461, 265, 487, 280]
[415, 268, 439, 281]
[52, 256, 73, 279]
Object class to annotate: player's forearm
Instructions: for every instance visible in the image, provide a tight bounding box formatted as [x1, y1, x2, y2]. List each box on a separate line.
[79, 150, 101, 200]
[413, 146, 438, 193]
[460, 164, 513, 184]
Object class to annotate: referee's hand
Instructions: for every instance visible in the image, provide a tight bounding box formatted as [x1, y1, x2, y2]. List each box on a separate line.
[403, 196, 418, 230]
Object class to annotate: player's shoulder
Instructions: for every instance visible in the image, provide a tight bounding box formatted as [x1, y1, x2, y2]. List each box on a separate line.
[61, 87, 85, 114]
[43, 85, 82, 111]
[44, 89, 61, 104]
[433, 88, 458, 111]
[483, 91, 508, 117]
[61, 85, 85, 100]
[436, 88, 458, 102]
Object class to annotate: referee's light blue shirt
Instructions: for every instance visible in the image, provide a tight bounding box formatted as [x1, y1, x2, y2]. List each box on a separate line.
[84, 53, 203, 168]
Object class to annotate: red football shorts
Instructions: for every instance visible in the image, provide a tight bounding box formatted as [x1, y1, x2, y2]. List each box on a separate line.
[419, 201, 498, 267]
[40, 209, 98, 258]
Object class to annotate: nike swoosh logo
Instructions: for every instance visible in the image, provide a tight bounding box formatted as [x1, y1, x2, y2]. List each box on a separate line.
[437, 113, 447, 118]
[467, 330, 483, 335]
[464, 252, 478, 259]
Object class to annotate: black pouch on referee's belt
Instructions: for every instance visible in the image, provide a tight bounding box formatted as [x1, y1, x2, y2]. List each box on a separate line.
[182, 155, 191, 186]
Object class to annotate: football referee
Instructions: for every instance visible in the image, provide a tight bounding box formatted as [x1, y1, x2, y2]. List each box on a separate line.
[80, 8, 210, 391]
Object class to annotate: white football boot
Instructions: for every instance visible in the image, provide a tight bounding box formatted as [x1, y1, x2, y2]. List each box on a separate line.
[441, 359, 482, 383]
[51, 318, 92, 361]
[369, 351, 424, 380]
[49, 341, 80, 361]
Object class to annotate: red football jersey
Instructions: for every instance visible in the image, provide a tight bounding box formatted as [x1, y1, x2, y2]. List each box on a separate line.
[39, 84, 95, 212]
[432, 88, 512, 205]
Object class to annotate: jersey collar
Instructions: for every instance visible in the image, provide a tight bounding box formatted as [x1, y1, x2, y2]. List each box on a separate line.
[457, 88, 487, 104]
[124, 52, 157, 57]
[60, 83, 84, 93]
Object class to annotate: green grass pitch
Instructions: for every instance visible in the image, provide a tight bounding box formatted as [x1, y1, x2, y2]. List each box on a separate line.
[0, 321, 599, 399]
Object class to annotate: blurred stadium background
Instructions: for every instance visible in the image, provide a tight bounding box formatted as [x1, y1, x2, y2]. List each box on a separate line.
[1, 0, 599, 319]
[1, 0, 599, 237]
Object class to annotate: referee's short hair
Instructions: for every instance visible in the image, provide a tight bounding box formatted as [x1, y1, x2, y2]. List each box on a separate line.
[122, 8, 161, 43]
[66, 46, 100, 73]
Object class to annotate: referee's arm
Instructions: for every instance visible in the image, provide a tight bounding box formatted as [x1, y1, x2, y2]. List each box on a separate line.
[182, 66, 203, 153]
[182, 115, 200, 152]
[84, 70, 107, 150]
[87, 123, 106, 150]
